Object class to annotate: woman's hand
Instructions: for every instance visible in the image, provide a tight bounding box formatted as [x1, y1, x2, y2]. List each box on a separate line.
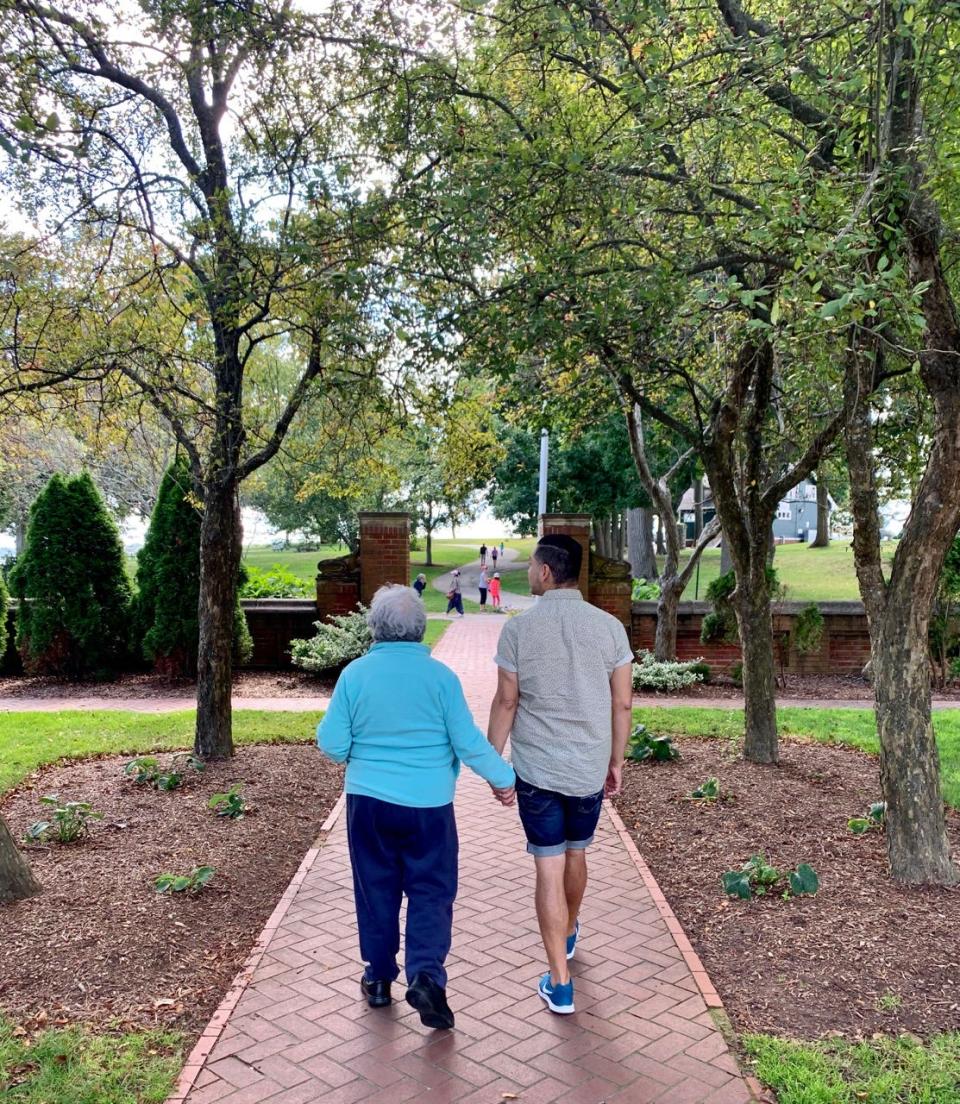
[490, 784, 516, 807]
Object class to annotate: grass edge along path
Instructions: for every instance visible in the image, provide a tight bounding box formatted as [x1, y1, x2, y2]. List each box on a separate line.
[743, 1031, 960, 1104]
[0, 1014, 183, 1103]
[634, 705, 960, 808]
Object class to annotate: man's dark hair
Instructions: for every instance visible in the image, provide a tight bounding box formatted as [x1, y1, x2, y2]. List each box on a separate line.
[534, 534, 583, 586]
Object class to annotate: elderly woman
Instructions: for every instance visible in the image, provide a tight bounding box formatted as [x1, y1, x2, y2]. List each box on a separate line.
[318, 585, 515, 1030]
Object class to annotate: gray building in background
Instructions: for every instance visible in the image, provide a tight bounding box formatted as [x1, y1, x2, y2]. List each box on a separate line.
[679, 479, 836, 544]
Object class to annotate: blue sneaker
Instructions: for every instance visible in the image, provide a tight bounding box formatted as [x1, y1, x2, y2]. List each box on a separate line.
[538, 974, 575, 1014]
[566, 920, 580, 961]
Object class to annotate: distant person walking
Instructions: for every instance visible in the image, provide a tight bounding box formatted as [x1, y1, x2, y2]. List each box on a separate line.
[489, 572, 501, 609]
[486, 534, 634, 1015]
[479, 542, 487, 567]
[413, 573, 427, 598]
[445, 570, 464, 617]
[490, 545, 499, 569]
[499, 541, 505, 558]
[478, 566, 489, 608]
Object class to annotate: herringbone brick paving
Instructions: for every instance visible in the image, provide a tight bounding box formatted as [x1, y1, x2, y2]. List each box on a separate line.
[177, 614, 753, 1103]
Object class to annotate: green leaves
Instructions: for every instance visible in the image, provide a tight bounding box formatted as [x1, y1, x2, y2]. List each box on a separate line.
[25, 795, 103, 844]
[689, 777, 719, 801]
[208, 783, 249, 819]
[849, 801, 886, 834]
[626, 724, 680, 762]
[788, 863, 820, 896]
[721, 855, 820, 900]
[154, 866, 216, 895]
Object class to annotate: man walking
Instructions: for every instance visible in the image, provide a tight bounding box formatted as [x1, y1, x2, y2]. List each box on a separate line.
[487, 534, 634, 1014]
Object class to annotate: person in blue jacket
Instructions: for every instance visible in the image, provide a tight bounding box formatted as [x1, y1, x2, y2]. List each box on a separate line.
[318, 584, 515, 1030]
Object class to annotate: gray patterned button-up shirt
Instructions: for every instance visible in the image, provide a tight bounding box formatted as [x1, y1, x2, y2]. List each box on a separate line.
[493, 589, 634, 796]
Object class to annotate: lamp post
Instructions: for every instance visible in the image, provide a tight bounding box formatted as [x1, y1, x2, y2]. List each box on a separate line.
[538, 428, 549, 516]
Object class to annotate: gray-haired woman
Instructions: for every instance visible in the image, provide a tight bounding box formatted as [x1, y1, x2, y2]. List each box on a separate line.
[318, 585, 514, 1029]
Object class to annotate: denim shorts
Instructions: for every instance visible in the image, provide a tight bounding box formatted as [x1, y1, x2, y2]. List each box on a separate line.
[515, 776, 605, 857]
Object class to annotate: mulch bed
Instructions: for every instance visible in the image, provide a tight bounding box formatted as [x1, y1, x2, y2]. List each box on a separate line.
[0, 745, 342, 1039]
[4, 670, 960, 702]
[615, 738, 960, 1041]
[0, 670, 337, 699]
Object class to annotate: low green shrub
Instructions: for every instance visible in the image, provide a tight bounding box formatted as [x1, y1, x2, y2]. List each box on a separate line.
[290, 605, 372, 672]
[632, 651, 705, 691]
[626, 723, 680, 762]
[25, 795, 103, 844]
[240, 564, 310, 598]
[631, 577, 661, 600]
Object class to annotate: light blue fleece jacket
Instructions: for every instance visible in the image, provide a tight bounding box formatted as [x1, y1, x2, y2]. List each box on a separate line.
[317, 642, 515, 807]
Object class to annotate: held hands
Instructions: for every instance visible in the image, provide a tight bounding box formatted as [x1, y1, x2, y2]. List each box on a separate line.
[490, 783, 516, 807]
[604, 761, 623, 798]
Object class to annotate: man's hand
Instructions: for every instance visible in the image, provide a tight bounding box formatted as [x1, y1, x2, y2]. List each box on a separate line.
[490, 784, 516, 807]
[604, 761, 623, 798]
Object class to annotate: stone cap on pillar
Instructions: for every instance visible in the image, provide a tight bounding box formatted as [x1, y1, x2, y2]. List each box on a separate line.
[358, 512, 411, 528]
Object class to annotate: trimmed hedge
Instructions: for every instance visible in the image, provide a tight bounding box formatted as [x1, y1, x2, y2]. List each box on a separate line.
[10, 473, 131, 677]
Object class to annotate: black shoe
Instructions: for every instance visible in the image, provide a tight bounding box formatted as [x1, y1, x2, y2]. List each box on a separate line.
[360, 976, 392, 1008]
[405, 972, 455, 1029]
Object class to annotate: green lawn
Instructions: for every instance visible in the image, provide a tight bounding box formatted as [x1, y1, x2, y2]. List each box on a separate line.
[633, 705, 960, 808]
[0, 1016, 182, 1104]
[0, 710, 322, 797]
[670, 540, 899, 601]
[744, 1032, 960, 1103]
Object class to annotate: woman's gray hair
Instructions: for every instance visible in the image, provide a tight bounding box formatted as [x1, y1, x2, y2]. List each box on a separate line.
[367, 584, 427, 642]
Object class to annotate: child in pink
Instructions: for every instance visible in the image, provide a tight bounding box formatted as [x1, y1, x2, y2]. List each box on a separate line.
[489, 573, 502, 609]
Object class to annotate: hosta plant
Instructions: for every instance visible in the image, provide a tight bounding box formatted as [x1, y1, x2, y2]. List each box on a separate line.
[25, 795, 103, 844]
[689, 777, 720, 802]
[124, 752, 204, 791]
[154, 866, 216, 894]
[208, 783, 249, 819]
[626, 724, 680, 763]
[722, 855, 819, 900]
[848, 801, 887, 835]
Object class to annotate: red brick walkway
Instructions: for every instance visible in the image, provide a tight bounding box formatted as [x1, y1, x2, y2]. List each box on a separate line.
[172, 615, 756, 1104]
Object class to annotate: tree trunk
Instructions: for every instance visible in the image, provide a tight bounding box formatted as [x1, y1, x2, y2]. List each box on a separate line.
[655, 519, 665, 554]
[654, 581, 681, 660]
[628, 507, 658, 580]
[693, 477, 704, 538]
[810, 471, 830, 547]
[736, 574, 779, 764]
[719, 536, 732, 575]
[195, 481, 242, 760]
[0, 816, 41, 904]
[873, 614, 959, 883]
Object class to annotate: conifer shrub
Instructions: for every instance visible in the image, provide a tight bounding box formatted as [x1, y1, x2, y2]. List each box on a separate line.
[10, 473, 131, 677]
[134, 460, 252, 676]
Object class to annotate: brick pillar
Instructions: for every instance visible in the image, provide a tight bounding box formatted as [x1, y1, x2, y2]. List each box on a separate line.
[588, 557, 633, 631]
[538, 513, 591, 595]
[359, 512, 411, 606]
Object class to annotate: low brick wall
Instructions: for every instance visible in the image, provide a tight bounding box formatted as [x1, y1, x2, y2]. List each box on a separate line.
[241, 600, 320, 670]
[631, 600, 872, 675]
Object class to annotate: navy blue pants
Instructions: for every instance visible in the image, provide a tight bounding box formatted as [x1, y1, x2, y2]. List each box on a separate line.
[346, 794, 458, 988]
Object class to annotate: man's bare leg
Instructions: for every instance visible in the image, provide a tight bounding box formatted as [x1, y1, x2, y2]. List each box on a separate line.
[533, 855, 570, 984]
[564, 849, 588, 938]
